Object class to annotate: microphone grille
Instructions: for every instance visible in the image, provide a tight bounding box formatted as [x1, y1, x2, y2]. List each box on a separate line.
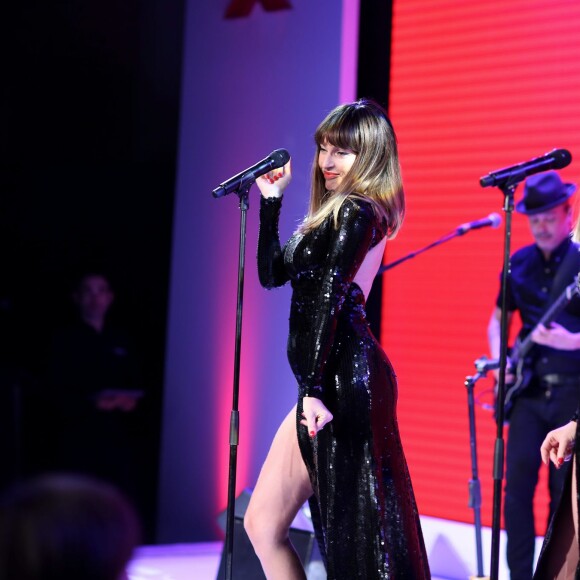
[488, 212, 502, 228]
[270, 148, 291, 168]
[552, 148, 572, 169]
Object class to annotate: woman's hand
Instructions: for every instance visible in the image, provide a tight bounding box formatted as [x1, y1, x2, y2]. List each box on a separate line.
[540, 420, 577, 468]
[301, 396, 333, 438]
[255, 160, 292, 199]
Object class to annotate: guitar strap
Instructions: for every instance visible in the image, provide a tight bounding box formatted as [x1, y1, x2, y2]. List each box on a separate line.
[547, 240, 580, 306]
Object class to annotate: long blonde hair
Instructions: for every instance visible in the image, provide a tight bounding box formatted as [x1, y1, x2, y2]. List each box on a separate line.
[300, 99, 404, 238]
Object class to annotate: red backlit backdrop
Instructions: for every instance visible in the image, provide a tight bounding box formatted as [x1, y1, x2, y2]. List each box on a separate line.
[384, 0, 580, 534]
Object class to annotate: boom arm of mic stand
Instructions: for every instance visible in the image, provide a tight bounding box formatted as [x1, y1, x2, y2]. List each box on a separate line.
[378, 230, 459, 274]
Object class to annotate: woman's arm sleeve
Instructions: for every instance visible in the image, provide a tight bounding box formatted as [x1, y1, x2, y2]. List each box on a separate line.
[257, 196, 290, 289]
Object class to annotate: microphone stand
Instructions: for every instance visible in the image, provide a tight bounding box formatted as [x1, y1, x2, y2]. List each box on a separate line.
[216, 178, 253, 580]
[465, 356, 499, 580]
[465, 370, 487, 579]
[489, 180, 518, 580]
[378, 225, 484, 274]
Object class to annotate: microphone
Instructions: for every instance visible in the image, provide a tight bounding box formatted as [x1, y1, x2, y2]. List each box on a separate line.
[479, 148, 572, 188]
[456, 212, 502, 234]
[212, 149, 291, 198]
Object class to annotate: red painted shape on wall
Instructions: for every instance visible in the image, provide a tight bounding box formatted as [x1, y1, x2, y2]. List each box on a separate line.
[225, 0, 292, 19]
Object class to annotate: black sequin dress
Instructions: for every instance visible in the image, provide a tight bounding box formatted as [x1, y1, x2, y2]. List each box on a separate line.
[258, 195, 430, 579]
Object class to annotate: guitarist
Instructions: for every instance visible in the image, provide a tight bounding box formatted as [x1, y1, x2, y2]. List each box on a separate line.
[487, 171, 580, 580]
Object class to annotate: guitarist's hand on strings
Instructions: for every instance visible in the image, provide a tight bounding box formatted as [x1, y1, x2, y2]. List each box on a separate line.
[531, 322, 580, 351]
[540, 420, 577, 469]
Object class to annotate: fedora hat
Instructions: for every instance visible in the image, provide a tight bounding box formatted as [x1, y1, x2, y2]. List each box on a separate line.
[515, 171, 576, 215]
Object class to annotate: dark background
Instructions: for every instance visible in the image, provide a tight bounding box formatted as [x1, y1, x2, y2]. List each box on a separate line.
[0, 0, 391, 542]
[1, 0, 185, 541]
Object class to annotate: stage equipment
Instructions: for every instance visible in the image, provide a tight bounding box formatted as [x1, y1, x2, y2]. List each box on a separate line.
[212, 149, 290, 198]
[477, 150, 573, 580]
[462, 356, 500, 580]
[212, 150, 288, 579]
[377, 212, 501, 274]
[479, 148, 571, 188]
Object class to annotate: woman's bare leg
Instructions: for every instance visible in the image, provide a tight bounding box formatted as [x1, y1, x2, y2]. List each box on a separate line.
[542, 456, 579, 579]
[559, 455, 580, 579]
[572, 455, 579, 560]
[244, 405, 313, 580]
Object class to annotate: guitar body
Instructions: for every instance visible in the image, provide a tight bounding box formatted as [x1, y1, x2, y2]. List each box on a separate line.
[503, 356, 534, 419]
[496, 275, 580, 421]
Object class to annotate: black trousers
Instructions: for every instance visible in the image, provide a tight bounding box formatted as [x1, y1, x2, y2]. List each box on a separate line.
[505, 380, 580, 580]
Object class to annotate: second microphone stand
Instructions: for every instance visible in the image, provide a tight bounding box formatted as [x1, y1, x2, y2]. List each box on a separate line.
[465, 369, 486, 579]
[378, 223, 490, 274]
[465, 356, 500, 580]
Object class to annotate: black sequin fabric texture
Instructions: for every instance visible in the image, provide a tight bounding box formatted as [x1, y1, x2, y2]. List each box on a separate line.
[258, 195, 431, 579]
[533, 410, 580, 579]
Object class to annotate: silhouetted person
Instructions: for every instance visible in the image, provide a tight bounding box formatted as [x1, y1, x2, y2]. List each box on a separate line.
[0, 473, 140, 580]
[46, 271, 144, 504]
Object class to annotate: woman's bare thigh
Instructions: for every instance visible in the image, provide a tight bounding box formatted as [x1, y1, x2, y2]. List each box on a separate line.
[246, 405, 313, 534]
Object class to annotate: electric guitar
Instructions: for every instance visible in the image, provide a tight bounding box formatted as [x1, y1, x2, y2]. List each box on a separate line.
[502, 275, 580, 417]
